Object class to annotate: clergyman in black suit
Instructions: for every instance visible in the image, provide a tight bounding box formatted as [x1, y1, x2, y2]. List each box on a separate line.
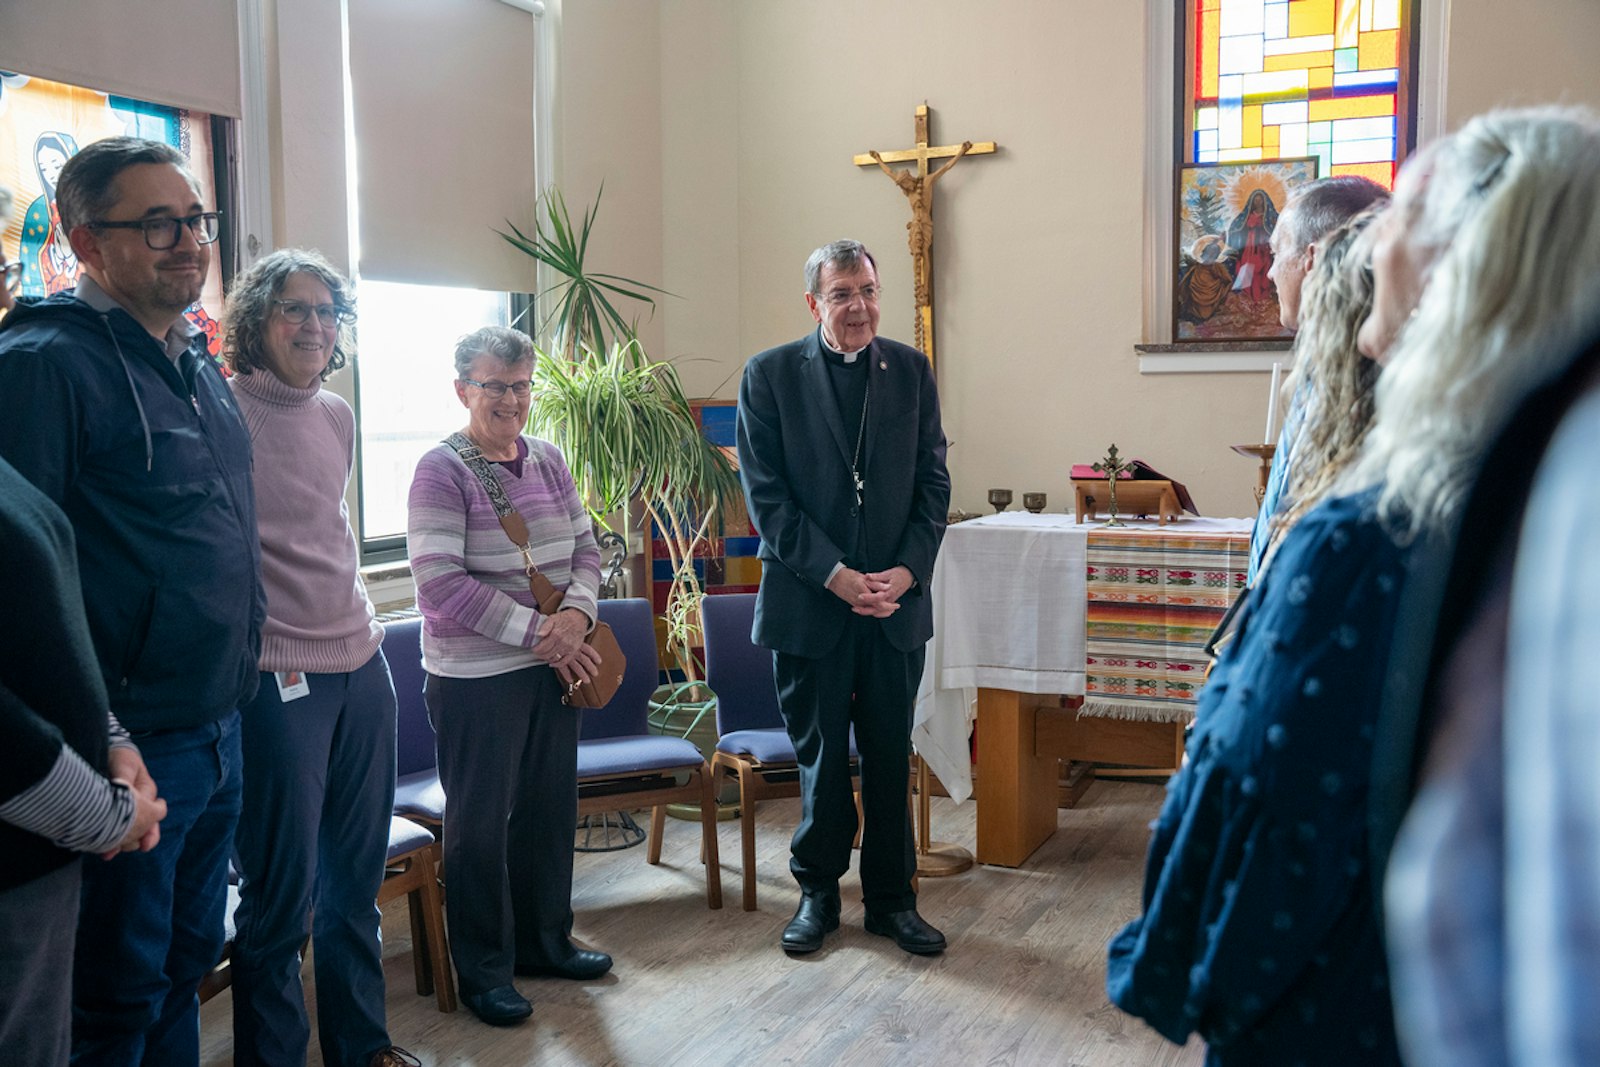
[735, 238, 951, 956]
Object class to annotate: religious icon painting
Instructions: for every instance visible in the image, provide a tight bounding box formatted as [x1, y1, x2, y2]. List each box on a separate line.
[1173, 158, 1319, 342]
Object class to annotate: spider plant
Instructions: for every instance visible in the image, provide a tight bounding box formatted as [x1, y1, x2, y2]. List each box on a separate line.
[496, 184, 671, 361]
[527, 337, 741, 681]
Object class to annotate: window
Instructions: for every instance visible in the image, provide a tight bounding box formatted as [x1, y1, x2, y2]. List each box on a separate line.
[1184, 0, 1418, 187]
[354, 279, 513, 556]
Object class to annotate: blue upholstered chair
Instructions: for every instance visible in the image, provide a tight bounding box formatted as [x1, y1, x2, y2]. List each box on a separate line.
[701, 593, 860, 911]
[579, 598, 723, 909]
[384, 616, 446, 829]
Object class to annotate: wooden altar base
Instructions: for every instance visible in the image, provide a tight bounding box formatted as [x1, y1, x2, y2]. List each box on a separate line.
[975, 689, 1184, 867]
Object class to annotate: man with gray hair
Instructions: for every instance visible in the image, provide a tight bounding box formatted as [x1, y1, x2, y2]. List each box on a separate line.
[1251, 175, 1391, 581]
[737, 239, 951, 957]
[0, 137, 263, 1065]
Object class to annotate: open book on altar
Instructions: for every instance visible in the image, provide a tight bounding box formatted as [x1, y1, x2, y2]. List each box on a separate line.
[1069, 459, 1199, 515]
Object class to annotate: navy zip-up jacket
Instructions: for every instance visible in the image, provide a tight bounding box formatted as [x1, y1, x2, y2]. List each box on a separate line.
[0, 293, 264, 732]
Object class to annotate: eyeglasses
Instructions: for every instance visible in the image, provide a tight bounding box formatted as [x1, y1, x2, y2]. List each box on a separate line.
[273, 300, 354, 327]
[816, 284, 881, 307]
[461, 378, 534, 399]
[2, 261, 21, 295]
[86, 211, 221, 250]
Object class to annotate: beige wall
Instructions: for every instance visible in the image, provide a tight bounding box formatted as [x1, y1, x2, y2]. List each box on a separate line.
[557, 0, 1600, 520]
[1443, 0, 1600, 128]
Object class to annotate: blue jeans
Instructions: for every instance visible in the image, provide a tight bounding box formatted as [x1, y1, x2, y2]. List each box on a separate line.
[231, 654, 397, 1067]
[72, 711, 243, 1067]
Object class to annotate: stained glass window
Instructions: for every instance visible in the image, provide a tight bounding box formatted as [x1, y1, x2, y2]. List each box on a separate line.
[1184, 0, 1417, 188]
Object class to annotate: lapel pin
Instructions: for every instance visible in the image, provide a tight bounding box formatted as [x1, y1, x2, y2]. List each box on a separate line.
[879, 360, 887, 370]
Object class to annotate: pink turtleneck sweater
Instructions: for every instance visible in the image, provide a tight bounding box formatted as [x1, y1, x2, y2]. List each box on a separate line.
[229, 369, 383, 674]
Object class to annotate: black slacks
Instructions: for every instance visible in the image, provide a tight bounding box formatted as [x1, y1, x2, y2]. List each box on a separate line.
[424, 665, 580, 996]
[774, 612, 923, 915]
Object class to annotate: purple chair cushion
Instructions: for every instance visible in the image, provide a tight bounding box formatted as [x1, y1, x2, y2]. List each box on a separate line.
[387, 815, 436, 861]
[577, 735, 703, 779]
[716, 727, 860, 764]
[715, 728, 797, 764]
[394, 770, 446, 822]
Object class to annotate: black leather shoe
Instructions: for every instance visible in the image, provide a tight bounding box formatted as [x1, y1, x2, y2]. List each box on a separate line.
[462, 985, 533, 1026]
[781, 891, 841, 954]
[515, 948, 613, 980]
[864, 909, 947, 955]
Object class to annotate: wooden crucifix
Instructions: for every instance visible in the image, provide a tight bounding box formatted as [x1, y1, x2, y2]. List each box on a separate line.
[855, 103, 996, 367]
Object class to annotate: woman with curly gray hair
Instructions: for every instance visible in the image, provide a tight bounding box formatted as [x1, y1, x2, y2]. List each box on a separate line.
[222, 249, 416, 1067]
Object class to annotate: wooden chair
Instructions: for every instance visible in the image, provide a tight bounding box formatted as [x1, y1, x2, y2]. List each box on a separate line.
[378, 816, 455, 1013]
[579, 598, 723, 909]
[701, 593, 861, 911]
[197, 818, 455, 1013]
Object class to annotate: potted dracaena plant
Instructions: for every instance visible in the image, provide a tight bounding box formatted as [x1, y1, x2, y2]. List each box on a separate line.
[497, 188, 741, 756]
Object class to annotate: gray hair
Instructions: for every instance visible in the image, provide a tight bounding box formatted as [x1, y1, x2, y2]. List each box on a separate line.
[454, 325, 535, 379]
[222, 248, 356, 380]
[0, 185, 13, 223]
[1279, 175, 1391, 254]
[1343, 104, 1600, 536]
[804, 239, 878, 295]
[55, 137, 196, 234]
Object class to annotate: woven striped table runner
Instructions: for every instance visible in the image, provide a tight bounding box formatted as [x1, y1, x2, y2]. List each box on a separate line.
[1082, 523, 1250, 723]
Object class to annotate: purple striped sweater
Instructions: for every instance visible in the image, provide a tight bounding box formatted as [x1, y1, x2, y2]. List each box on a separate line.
[407, 435, 600, 678]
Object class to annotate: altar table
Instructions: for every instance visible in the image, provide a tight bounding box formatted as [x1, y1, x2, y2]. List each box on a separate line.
[911, 513, 1251, 866]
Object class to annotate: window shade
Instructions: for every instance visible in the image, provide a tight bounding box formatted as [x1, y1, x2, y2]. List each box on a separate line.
[0, 0, 241, 118]
[348, 0, 538, 292]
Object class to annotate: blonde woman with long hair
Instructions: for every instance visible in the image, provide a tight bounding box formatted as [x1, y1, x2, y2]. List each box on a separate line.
[1362, 106, 1600, 1067]
[1259, 206, 1385, 567]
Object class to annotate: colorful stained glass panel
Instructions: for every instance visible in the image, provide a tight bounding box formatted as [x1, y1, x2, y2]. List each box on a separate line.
[1187, 0, 1412, 191]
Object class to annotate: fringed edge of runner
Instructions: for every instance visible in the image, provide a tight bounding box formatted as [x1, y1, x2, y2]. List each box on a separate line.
[1079, 700, 1195, 725]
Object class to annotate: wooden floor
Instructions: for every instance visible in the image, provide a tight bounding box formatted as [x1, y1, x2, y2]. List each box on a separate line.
[200, 779, 1204, 1066]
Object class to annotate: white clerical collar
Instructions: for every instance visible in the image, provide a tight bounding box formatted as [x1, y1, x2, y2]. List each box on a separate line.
[819, 326, 867, 363]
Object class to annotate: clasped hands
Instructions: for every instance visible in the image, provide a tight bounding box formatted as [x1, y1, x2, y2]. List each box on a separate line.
[826, 565, 913, 617]
[539, 606, 602, 688]
[107, 746, 166, 860]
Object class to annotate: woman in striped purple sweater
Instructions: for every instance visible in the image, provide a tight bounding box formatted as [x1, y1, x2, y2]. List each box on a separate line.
[406, 325, 609, 1027]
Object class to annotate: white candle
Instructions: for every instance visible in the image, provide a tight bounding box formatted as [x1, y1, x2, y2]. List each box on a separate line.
[1264, 361, 1282, 444]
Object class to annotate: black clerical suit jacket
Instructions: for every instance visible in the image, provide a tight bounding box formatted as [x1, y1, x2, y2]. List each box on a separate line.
[736, 329, 950, 658]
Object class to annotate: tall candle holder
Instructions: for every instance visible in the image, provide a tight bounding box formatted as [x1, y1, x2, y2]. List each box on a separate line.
[1229, 443, 1277, 510]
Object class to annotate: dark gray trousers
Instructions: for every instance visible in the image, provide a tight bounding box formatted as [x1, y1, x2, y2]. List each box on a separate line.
[424, 665, 580, 996]
[0, 860, 80, 1067]
[774, 613, 922, 915]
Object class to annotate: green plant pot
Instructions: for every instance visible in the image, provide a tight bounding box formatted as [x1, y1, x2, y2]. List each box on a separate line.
[648, 684, 740, 820]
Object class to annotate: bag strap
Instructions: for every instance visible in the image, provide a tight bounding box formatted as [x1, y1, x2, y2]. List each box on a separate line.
[444, 433, 563, 613]
[444, 432, 531, 548]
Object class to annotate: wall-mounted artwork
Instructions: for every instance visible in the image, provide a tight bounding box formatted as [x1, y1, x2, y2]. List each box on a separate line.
[1174, 157, 1318, 342]
[0, 71, 224, 355]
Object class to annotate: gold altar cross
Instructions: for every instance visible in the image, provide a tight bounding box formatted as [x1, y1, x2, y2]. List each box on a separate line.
[854, 103, 997, 368]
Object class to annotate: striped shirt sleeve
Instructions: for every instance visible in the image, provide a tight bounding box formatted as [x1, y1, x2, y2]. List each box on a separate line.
[0, 741, 135, 854]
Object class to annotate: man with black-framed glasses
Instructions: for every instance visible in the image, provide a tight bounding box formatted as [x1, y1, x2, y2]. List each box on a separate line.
[0, 137, 263, 1067]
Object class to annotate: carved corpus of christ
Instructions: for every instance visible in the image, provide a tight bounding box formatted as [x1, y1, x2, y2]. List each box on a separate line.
[855, 103, 996, 367]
